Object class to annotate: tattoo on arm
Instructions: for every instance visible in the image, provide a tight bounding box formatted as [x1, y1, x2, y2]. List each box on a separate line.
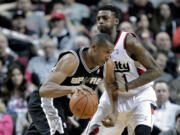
[125, 34, 162, 90]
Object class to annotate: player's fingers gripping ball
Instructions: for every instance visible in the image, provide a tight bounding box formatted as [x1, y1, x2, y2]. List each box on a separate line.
[69, 90, 98, 119]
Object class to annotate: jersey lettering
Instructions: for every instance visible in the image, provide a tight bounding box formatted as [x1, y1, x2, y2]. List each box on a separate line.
[71, 77, 102, 85]
[114, 61, 130, 72]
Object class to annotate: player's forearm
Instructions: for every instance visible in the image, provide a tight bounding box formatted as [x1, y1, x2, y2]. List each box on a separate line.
[105, 82, 118, 112]
[127, 68, 162, 90]
[39, 82, 73, 98]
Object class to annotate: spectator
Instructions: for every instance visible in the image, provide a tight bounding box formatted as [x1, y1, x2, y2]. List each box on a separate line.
[27, 38, 57, 83]
[50, 1, 64, 13]
[0, 100, 13, 135]
[49, 11, 76, 51]
[74, 34, 90, 49]
[45, 1, 65, 15]
[154, 51, 173, 83]
[63, 0, 90, 27]
[16, 0, 48, 37]
[0, 2, 16, 29]
[151, 2, 176, 37]
[136, 13, 157, 55]
[89, 24, 99, 39]
[0, 33, 16, 72]
[155, 32, 174, 57]
[155, 32, 177, 78]
[3, 62, 32, 115]
[153, 81, 180, 133]
[0, 56, 6, 92]
[11, 10, 36, 36]
[150, 0, 171, 8]
[159, 110, 180, 135]
[172, 26, 180, 53]
[128, 0, 154, 20]
[169, 58, 180, 104]
[119, 21, 135, 33]
[169, 0, 180, 22]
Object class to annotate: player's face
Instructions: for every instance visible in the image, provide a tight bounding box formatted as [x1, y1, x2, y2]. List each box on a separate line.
[95, 43, 114, 66]
[96, 10, 117, 33]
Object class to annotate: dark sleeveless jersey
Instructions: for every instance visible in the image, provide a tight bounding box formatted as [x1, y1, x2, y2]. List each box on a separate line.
[54, 48, 104, 117]
[28, 48, 105, 126]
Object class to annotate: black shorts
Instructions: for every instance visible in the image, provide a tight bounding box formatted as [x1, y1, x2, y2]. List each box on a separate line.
[25, 122, 69, 135]
[25, 91, 68, 135]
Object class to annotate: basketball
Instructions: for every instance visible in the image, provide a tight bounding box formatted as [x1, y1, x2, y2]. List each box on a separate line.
[69, 91, 98, 119]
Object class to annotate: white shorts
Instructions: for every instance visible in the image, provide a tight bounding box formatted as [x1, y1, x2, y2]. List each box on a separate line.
[85, 87, 156, 135]
[99, 86, 156, 113]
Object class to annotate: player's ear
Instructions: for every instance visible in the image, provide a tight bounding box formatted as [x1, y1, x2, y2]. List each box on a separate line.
[114, 18, 119, 26]
[91, 43, 97, 51]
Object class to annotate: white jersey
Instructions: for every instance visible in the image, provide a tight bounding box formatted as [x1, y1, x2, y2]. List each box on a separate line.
[85, 31, 157, 135]
[99, 31, 156, 112]
[111, 31, 153, 96]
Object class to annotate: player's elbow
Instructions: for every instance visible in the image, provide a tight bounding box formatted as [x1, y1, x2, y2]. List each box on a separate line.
[39, 84, 48, 97]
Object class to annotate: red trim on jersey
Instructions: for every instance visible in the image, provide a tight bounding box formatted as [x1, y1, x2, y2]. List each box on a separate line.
[89, 127, 99, 135]
[115, 31, 122, 46]
[151, 108, 154, 115]
[123, 33, 129, 49]
[136, 68, 145, 75]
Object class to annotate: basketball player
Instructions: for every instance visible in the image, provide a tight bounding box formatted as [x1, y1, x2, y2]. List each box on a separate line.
[25, 33, 117, 135]
[85, 5, 162, 135]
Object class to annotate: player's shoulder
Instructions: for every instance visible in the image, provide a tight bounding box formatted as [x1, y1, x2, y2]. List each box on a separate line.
[125, 32, 143, 51]
[55, 50, 80, 72]
[58, 50, 79, 61]
[58, 52, 78, 64]
[125, 32, 138, 44]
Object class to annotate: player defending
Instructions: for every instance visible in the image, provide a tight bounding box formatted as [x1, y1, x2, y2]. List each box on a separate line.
[86, 5, 162, 135]
[25, 33, 117, 135]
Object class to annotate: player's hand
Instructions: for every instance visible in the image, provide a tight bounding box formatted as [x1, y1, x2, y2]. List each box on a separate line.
[73, 85, 95, 95]
[101, 112, 118, 127]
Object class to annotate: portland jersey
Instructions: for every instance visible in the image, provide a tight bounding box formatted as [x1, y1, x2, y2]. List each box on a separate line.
[111, 31, 152, 95]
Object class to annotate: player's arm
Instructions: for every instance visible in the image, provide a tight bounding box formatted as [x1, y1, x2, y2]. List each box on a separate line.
[39, 53, 77, 98]
[104, 59, 118, 111]
[102, 58, 118, 127]
[39, 53, 92, 98]
[125, 34, 162, 90]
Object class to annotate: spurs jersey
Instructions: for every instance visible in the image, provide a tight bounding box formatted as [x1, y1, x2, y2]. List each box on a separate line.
[111, 31, 152, 95]
[27, 48, 104, 135]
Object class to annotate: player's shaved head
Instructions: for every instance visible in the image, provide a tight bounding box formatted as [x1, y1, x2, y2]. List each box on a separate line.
[92, 33, 114, 47]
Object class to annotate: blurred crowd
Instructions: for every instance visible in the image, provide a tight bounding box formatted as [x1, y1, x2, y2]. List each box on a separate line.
[0, 0, 180, 135]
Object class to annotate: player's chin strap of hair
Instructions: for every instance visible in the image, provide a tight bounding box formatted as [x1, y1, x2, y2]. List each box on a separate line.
[125, 83, 128, 92]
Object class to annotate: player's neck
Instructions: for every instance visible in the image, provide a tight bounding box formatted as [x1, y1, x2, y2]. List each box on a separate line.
[111, 28, 118, 42]
[82, 49, 96, 69]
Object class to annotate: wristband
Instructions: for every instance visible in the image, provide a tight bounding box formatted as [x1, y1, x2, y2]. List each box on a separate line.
[125, 83, 128, 92]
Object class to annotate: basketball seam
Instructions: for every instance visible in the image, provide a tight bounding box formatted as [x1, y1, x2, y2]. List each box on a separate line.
[72, 94, 87, 110]
[89, 95, 94, 117]
[71, 94, 88, 117]
[80, 95, 88, 118]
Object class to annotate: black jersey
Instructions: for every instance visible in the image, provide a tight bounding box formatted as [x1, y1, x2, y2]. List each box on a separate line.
[26, 48, 104, 135]
[55, 48, 104, 117]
